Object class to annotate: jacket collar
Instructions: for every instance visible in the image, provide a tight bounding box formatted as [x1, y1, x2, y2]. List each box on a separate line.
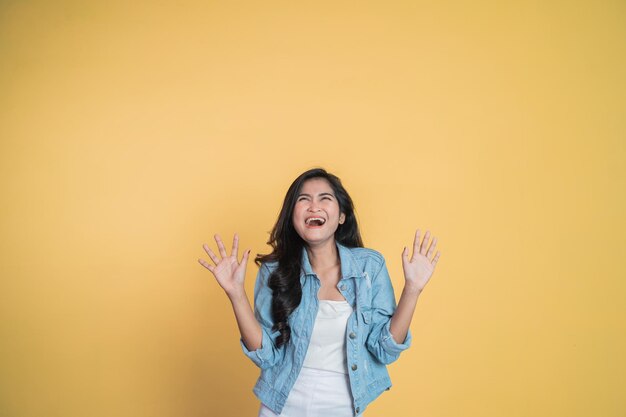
[301, 240, 362, 280]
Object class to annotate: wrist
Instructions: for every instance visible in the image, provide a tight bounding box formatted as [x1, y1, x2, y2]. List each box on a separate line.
[227, 288, 248, 303]
[403, 282, 423, 296]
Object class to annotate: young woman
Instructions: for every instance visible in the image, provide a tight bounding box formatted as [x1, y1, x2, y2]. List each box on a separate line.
[198, 168, 441, 416]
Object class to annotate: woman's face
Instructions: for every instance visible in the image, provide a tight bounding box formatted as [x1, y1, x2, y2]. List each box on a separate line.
[292, 178, 346, 247]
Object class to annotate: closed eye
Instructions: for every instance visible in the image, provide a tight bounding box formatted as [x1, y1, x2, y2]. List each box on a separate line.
[296, 194, 334, 201]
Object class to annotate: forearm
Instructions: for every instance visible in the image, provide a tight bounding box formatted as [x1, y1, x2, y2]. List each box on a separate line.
[229, 291, 263, 351]
[389, 285, 422, 344]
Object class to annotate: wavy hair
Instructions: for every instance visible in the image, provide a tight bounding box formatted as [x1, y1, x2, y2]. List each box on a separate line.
[254, 168, 363, 348]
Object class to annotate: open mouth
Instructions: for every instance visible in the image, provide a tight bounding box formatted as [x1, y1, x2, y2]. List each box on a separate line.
[305, 217, 326, 227]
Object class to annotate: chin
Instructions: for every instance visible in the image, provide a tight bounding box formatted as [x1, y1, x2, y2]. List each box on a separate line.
[302, 235, 335, 245]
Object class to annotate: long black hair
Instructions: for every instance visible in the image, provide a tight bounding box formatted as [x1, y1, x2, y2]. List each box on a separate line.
[254, 168, 363, 348]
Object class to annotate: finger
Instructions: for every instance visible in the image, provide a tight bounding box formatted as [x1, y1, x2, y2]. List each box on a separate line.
[412, 229, 421, 260]
[432, 251, 441, 267]
[426, 236, 438, 259]
[232, 233, 239, 259]
[215, 234, 228, 258]
[202, 243, 220, 265]
[241, 248, 251, 265]
[420, 230, 431, 255]
[198, 258, 215, 272]
[402, 246, 410, 268]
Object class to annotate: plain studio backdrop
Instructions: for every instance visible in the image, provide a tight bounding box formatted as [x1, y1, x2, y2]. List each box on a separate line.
[0, 1, 624, 416]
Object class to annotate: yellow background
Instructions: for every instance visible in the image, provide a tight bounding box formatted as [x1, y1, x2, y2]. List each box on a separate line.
[1, 1, 624, 416]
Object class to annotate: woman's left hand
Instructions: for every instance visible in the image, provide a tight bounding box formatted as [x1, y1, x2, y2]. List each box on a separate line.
[402, 229, 441, 292]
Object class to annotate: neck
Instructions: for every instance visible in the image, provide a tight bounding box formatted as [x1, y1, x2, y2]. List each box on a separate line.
[306, 240, 340, 272]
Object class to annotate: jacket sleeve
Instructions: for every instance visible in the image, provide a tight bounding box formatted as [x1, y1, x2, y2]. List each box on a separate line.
[239, 263, 285, 369]
[365, 257, 412, 365]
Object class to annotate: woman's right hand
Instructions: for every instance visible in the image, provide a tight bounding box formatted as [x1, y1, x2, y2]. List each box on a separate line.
[198, 233, 251, 299]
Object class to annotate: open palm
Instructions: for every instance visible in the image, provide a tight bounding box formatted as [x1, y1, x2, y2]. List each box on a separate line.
[402, 229, 441, 291]
[198, 233, 250, 297]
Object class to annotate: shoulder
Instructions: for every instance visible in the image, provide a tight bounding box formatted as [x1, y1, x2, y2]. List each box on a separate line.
[262, 259, 279, 269]
[347, 246, 386, 270]
[349, 246, 385, 262]
[253, 260, 279, 285]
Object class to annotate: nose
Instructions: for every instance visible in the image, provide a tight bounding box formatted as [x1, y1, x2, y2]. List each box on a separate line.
[307, 201, 321, 212]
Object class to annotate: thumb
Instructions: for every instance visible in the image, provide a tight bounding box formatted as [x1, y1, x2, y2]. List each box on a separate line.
[242, 248, 251, 264]
[401, 246, 409, 262]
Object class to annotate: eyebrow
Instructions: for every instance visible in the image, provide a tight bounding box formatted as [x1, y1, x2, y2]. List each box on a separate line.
[297, 192, 335, 198]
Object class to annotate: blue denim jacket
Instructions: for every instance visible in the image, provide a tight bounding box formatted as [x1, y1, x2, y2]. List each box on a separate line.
[240, 241, 412, 416]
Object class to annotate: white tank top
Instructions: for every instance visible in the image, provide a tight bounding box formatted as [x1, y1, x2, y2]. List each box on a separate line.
[301, 299, 354, 374]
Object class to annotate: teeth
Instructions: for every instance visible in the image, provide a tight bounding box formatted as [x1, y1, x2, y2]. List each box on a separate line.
[305, 217, 326, 225]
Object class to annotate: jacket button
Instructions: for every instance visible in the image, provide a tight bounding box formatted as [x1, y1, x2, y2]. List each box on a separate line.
[349, 332, 356, 339]
[339, 284, 346, 291]
[356, 407, 360, 413]
[351, 364, 358, 371]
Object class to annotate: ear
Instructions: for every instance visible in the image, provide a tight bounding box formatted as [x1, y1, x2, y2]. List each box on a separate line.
[339, 213, 346, 224]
